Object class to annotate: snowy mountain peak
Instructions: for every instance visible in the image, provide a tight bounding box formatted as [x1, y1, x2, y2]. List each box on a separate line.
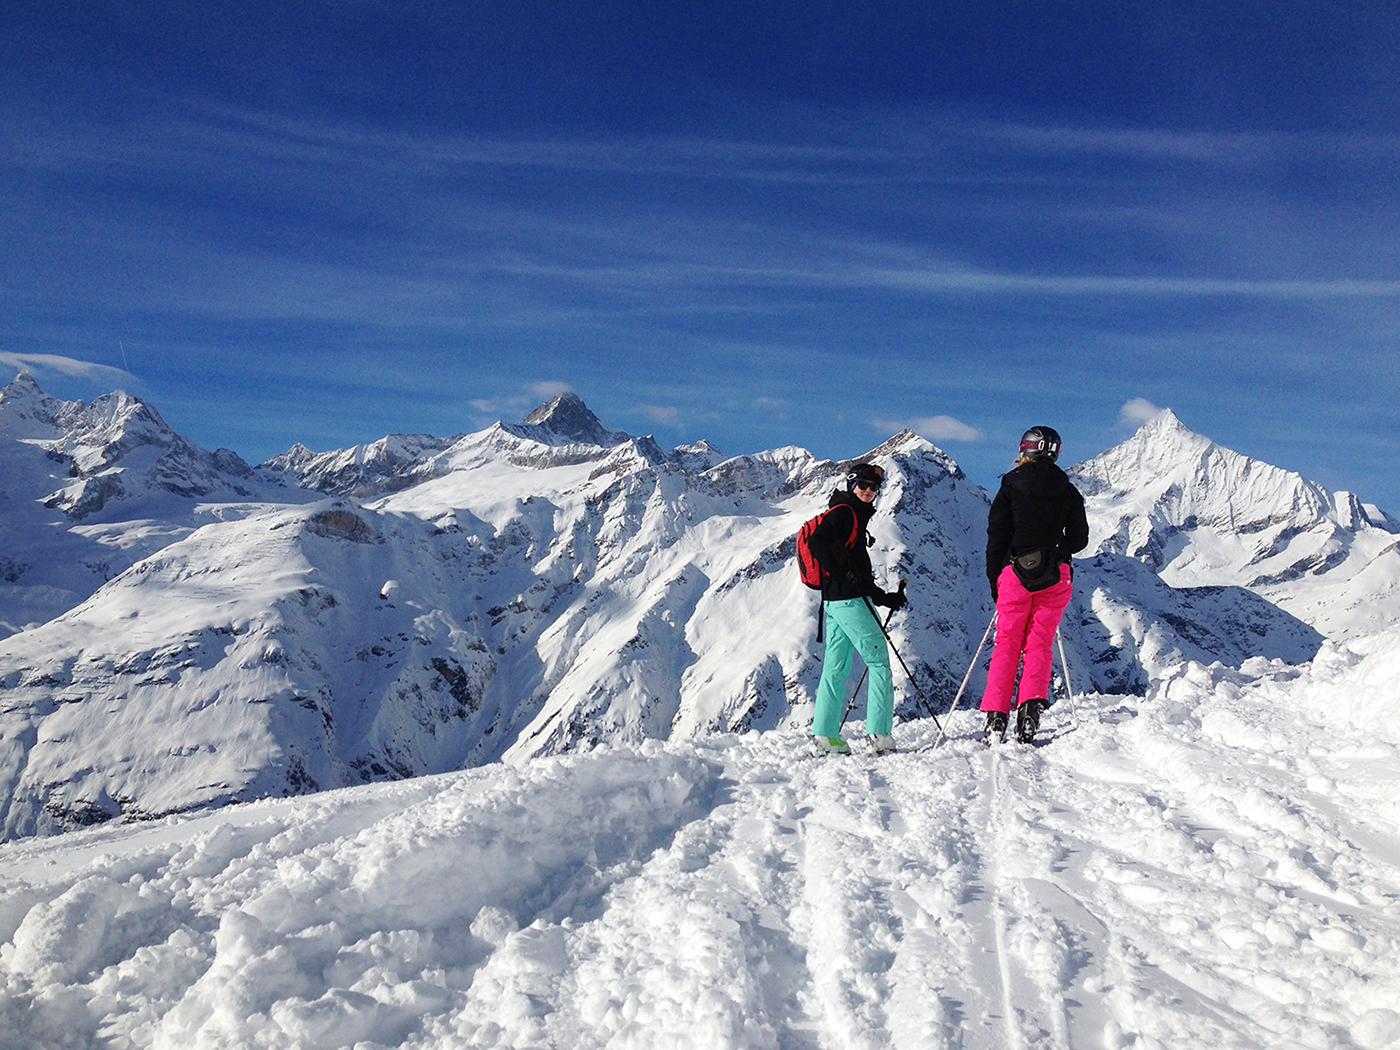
[261, 433, 460, 497]
[871, 429, 965, 481]
[261, 396, 632, 497]
[264, 442, 316, 470]
[0, 370, 45, 409]
[1069, 409, 1212, 498]
[1070, 409, 1399, 637]
[508, 391, 628, 448]
[0, 374, 180, 474]
[64, 390, 178, 476]
[1, 374, 285, 522]
[1139, 405, 1190, 434]
[0, 371, 86, 437]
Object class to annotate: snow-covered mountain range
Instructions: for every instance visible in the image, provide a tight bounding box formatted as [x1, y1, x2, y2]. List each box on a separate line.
[0, 372, 314, 635]
[0, 373, 1395, 839]
[1070, 408, 1400, 639]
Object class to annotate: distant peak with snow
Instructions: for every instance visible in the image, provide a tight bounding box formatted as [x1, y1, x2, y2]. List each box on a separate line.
[506, 391, 629, 449]
[0, 371, 87, 436]
[1069, 407, 1399, 637]
[1069, 408, 1212, 496]
[1070, 408, 1363, 531]
[0, 372, 282, 521]
[0, 370, 46, 402]
[868, 428, 965, 481]
[261, 394, 684, 497]
[2, 371, 175, 461]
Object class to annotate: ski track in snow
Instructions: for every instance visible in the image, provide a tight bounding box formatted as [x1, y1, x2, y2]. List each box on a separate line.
[2, 662, 1400, 1049]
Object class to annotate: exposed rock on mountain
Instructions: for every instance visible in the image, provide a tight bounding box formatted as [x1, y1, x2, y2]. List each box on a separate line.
[511, 390, 630, 448]
[0, 373, 312, 637]
[262, 434, 461, 498]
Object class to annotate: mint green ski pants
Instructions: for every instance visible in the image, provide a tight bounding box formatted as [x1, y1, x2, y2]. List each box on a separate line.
[813, 598, 894, 738]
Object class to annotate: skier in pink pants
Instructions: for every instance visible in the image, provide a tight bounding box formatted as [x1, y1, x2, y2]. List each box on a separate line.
[980, 426, 1089, 744]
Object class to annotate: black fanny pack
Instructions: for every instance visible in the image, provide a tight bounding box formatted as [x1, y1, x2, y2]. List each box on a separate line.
[1010, 547, 1062, 592]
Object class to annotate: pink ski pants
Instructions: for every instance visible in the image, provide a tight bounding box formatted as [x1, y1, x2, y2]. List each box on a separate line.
[979, 562, 1072, 715]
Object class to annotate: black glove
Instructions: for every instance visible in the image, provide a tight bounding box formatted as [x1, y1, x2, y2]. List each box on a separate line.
[873, 588, 907, 611]
[989, 575, 999, 602]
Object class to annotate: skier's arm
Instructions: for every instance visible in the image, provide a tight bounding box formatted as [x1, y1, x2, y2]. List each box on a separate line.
[985, 486, 1012, 582]
[1062, 486, 1089, 556]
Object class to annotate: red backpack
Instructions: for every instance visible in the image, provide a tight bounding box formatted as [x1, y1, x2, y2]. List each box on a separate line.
[796, 504, 859, 590]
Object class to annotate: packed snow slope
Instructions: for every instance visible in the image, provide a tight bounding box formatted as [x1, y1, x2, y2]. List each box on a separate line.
[1, 628, 1399, 1050]
[0, 377, 1383, 840]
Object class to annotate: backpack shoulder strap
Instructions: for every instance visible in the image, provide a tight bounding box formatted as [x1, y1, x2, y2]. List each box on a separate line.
[826, 502, 860, 548]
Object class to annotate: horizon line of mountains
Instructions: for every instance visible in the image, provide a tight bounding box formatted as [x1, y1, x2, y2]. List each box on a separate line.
[1, 370, 1396, 839]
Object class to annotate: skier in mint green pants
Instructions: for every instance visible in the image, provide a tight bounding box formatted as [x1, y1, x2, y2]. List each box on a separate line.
[806, 463, 906, 755]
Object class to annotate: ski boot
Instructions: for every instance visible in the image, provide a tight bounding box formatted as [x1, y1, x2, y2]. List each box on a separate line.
[983, 711, 1008, 745]
[812, 735, 851, 756]
[1015, 699, 1047, 744]
[867, 733, 896, 756]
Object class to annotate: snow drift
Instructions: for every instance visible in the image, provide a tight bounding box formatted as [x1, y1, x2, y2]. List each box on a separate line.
[0, 630, 1397, 1049]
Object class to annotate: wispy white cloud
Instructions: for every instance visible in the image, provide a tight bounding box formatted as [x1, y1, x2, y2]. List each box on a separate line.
[467, 382, 573, 420]
[165, 104, 1400, 183]
[629, 404, 680, 426]
[841, 265, 1400, 300]
[750, 396, 788, 418]
[0, 352, 129, 383]
[981, 120, 1400, 166]
[874, 414, 983, 442]
[1119, 397, 1165, 424]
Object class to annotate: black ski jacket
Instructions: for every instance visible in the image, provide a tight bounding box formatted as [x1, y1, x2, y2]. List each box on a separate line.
[985, 460, 1090, 584]
[808, 490, 883, 603]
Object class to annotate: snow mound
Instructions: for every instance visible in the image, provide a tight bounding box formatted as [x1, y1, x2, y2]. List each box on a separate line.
[1, 642, 1398, 1048]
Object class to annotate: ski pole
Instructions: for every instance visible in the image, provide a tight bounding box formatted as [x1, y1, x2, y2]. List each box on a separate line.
[934, 609, 997, 748]
[861, 590, 942, 733]
[1055, 627, 1080, 728]
[838, 589, 901, 732]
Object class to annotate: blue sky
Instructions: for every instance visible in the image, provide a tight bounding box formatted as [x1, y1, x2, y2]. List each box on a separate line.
[3, 1, 1398, 509]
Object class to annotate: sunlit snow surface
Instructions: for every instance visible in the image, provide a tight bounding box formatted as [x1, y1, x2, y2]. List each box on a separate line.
[3, 630, 1399, 1050]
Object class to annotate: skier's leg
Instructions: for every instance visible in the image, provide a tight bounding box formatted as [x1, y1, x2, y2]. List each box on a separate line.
[830, 600, 894, 737]
[1016, 566, 1073, 705]
[813, 603, 856, 739]
[980, 566, 1032, 715]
